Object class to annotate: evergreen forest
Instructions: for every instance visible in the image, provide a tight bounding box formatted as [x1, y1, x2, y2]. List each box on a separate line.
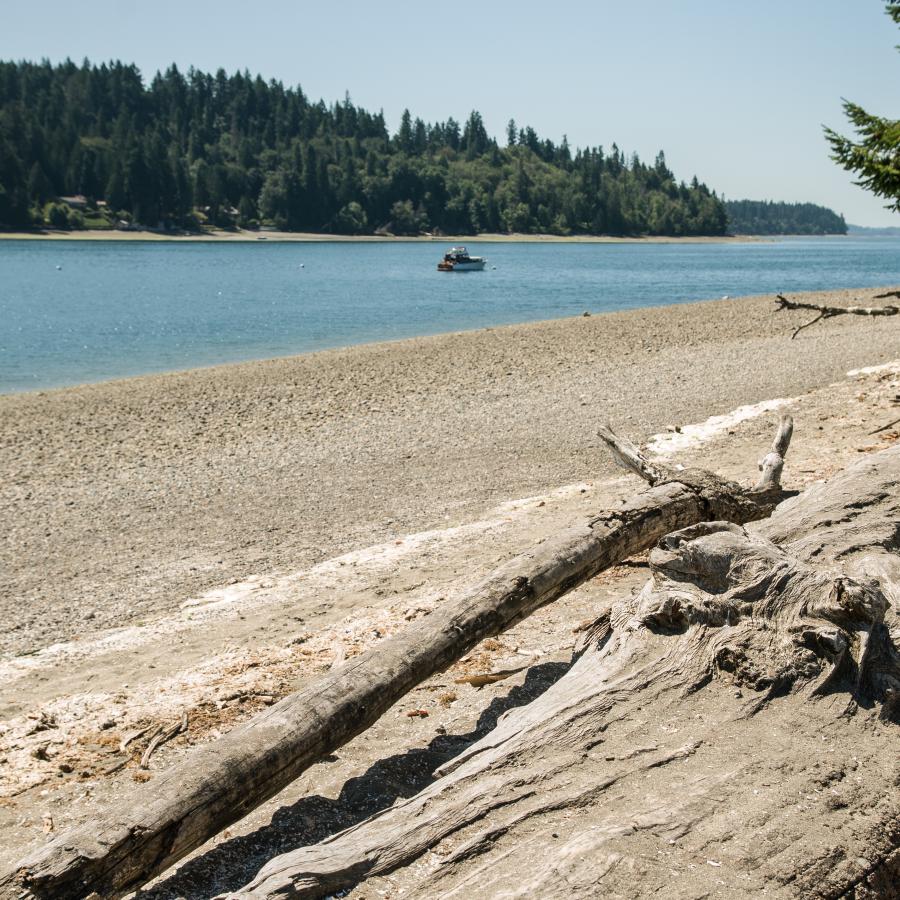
[724, 200, 847, 235]
[0, 59, 729, 236]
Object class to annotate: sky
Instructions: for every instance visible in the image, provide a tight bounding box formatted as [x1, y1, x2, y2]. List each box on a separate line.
[3, 0, 899, 226]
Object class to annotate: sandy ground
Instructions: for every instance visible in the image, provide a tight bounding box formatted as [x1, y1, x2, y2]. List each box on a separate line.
[0, 286, 899, 895]
[0, 229, 759, 243]
[2, 286, 898, 661]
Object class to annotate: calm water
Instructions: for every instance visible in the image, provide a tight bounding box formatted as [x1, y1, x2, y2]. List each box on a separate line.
[0, 236, 897, 393]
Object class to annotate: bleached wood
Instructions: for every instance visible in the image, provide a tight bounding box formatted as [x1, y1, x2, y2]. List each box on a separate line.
[0, 422, 793, 900]
[229, 448, 900, 900]
[775, 292, 900, 338]
[752, 413, 793, 492]
[597, 424, 664, 484]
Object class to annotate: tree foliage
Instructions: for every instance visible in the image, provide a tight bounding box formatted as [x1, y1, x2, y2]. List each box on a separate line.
[824, 4, 900, 211]
[725, 200, 847, 235]
[0, 59, 727, 236]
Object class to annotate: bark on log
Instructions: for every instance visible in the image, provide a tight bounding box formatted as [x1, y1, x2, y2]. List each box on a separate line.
[1, 422, 794, 900]
[775, 292, 900, 338]
[229, 447, 900, 899]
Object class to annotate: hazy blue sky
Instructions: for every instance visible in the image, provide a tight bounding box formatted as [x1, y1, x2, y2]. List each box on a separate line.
[4, 0, 899, 225]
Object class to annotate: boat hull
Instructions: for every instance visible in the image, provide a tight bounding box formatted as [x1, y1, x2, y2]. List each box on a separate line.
[438, 260, 486, 271]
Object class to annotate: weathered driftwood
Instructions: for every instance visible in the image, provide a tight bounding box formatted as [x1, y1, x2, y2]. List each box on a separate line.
[139, 712, 188, 769]
[869, 416, 900, 436]
[598, 416, 793, 495]
[775, 292, 900, 338]
[228, 447, 900, 899]
[1, 421, 794, 900]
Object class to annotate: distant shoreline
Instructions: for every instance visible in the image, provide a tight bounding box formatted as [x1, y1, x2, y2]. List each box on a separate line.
[0, 228, 763, 244]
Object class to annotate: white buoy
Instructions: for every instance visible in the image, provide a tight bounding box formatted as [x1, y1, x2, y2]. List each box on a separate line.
[56, 265, 62, 270]
[300, 263, 305, 268]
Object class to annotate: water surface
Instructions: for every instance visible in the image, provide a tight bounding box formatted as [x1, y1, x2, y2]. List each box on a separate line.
[0, 236, 896, 393]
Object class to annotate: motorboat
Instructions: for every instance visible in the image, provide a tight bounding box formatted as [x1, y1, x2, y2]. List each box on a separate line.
[437, 246, 487, 271]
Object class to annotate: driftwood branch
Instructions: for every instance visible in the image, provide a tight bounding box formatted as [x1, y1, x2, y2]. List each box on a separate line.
[753, 413, 793, 491]
[118, 726, 150, 756]
[1, 421, 794, 900]
[139, 712, 188, 769]
[228, 448, 900, 900]
[869, 416, 900, 435]
[596, 424, 665, 484]
[775, 292, 900, 339]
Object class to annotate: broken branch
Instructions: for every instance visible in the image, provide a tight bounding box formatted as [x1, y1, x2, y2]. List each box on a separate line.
[228, 448, 899, 900]
[775, 293, 900, 339]
[753, 414, 793, 492]
[597, 424, 664, 484]
[140, 713, 188, 769]
[868, 416, 900, 436]
[2, 420, 793, 900]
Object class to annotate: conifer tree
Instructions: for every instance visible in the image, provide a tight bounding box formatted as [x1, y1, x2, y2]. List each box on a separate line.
[825, 3, 900, 210]
[0, 58, 730, 236]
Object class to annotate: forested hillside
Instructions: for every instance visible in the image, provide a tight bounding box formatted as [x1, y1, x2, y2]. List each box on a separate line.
[0, 60, 728, 236]
[725, 200, 847, 235]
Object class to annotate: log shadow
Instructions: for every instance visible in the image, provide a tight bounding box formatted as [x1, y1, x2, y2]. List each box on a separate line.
[616, 557, 649, 569]
[138, 658, 573, 899]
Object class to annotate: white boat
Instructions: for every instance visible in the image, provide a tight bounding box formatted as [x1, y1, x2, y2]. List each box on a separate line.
[437, 246, 487, 271]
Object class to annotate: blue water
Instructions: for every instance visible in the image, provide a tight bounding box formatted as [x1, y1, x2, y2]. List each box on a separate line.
[0, 236, 897, 393]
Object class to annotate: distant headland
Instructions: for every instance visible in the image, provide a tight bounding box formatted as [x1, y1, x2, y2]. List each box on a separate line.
[0, 59, 728, 239]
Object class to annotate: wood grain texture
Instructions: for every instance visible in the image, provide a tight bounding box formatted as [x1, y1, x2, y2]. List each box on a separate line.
[229, 447, 900, 900]
[0, 425, 794, 900]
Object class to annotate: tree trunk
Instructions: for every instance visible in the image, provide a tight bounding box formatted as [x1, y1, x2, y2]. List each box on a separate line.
[230, 447, 900, 900]
[1, 424, 793, 900]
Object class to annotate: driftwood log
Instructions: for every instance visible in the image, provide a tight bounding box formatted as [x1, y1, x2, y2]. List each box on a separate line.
[228, 447, 900, 899]
[775, 292, 900, 338]
[1, 420, 793, 899]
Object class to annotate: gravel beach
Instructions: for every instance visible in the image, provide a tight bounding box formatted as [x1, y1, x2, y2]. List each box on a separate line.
[2, 285, 899, 659]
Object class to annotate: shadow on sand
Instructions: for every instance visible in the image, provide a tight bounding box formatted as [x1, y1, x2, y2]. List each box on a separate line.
[139, 658, 572, 898]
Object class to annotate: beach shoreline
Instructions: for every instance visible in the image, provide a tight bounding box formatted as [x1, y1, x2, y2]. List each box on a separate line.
[2, 284, 900, 880]
[0, 228, 764, 243]
[1, 278, 884, 400]
[2, 284, 899, 660]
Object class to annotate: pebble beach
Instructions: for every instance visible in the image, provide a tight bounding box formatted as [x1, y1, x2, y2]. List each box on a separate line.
[2, 285, 899, 659]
